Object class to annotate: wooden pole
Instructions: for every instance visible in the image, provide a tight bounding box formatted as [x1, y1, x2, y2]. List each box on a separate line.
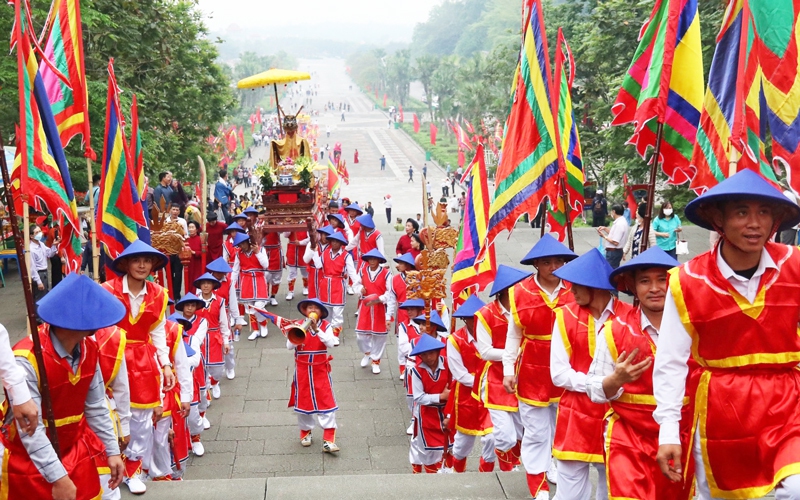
[640, 121, 664, 254]
[0, 130, 61, 456]
[23, 202, 31, 337]
[561, 177, 575, 251]
[85, 157, 100, 281]
[540, 199, 547, 238]
[199, 156, 208, 271]
[274, 83, 283, 135]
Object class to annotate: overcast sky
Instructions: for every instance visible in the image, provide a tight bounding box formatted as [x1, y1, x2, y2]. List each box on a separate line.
[197, 0, 444, 32]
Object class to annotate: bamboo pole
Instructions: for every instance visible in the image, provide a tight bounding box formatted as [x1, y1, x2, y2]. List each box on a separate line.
[561, 177, 575, 251]
[23, 202, 31, 337]
[640, 121, 664, 254]
[199, 156, 208, 271]
[85, 157, 100, 281]
[0, 130, 60, 456]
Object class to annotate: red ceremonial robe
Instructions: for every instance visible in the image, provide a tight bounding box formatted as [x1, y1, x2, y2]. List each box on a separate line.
[289, 320, 337, 414]
[236, 249, 269, 301]
[286, 231, 308, 268]
[262, 232, 283, 272]
[197, 294, 226, 366]
[390, 273, 408, 329]
[446, 327, 492, 435]
[474, 301, 517, 411]
[411, 356, 451, 450]
[356, 267, 390, 334]
[318, 247, 349, 307]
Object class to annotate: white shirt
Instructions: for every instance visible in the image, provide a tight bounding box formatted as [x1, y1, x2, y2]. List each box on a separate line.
[199, 293, 232, 343]
[122, 275, 170, 366]
[605, 216, 629, 249]
[168, 215, 189, 240]
[29, 240, 57, 284]
[653, 246, 776, 445]
[475, 301, 512, 362]
[586, 311, 658, 403]
[550, 298, 616, 393]
[383, 198, 393, 209]
[286, 320, 336, 350]
[346, 230, 386, 258]
[0, 324, 32, 405]
[502, 276, 566, 376]
[447, 330, 476, 387]
[173, 332, 194, 404]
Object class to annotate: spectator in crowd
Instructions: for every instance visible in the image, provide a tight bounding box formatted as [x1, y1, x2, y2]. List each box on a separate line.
[214, 170, 234, 224]
[597, 204, 629, 270]
[171, 178, 189, 216]
[365, 202, 375, 217]
[205, 211, 225, 262]
[167, 203, 188, 299]
[153, 171, 174, 212]
[84, 174, 100, 207]
[380, 155, 386, 171]
[384, 195, 393, 224]
[29, 225, 59, 301]
[591, 189, 608, 227]
[395, 219, 419, 256]
[652, 200, 683, 259]
[623, 204, 656, 261]
[185, 220, 203, 287]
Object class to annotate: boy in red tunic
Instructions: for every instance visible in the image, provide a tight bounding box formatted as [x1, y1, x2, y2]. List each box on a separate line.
[550, 249, 632, 499]
[284, 230, 310, 299]
[231, 232, 271, 341]
[262, 231, 284, 306]
[347, 213, 386, 268]
[409, 334, 451, 473]
[502, 234, 576, 497]
[303, 226, 333, 300]
[586, 247, 694, 500]
[288, 299, 340, 453]
[355, 249, 394, 374]
[1, 274, 125, 500]
[389, 253, 416, 378]
[475, 265, 532, 472]
[397, 299, 425, 434]
[222, 221, 245, 266]
[309, 230, 360, 345]
[654, 170, 800, 499]
[446, 295, 495, 473]
[206, 257, 243, 374]
[194, 273, 231, 398]
[102, 241, 174, 495]
[174, 294, 210, 457]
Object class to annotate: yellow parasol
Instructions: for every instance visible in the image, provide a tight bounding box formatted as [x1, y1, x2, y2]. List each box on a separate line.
[237, 69, 311, 133]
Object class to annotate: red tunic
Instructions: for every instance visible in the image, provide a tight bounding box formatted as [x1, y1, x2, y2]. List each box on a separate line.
[286, 231, 308, 268]
[223, 236, 238, 266]
[236, 249, 269, 301]
[186, 234, 203, 286]
[89, 326, 125, 475]
[446, 328, 492, 436]
[474, 301, 516, 411]
[205, 221, 225, 262]
[552, 299, 631, 463]
[509, 276, 572, 406]
[390, 273, 408, 328]
[403, 322, 423, 397]
[289, 320, 337, 414]
[262, 232, 283, 272]
[603, 308, 695, 500]
[162, 321, 190, 466]
[102, 278, 168, 408]
[306, 242, 328, 300]
[183, 315, 208, 402]
[2, 327, 102, 500]
[197, 294, 226, 366]
[318, 248, 349, 306]
[358, 228, 380, 260]
[356, 267, 389, 334]
[671, 241, 800, 497]
[411, 357, 450, 450]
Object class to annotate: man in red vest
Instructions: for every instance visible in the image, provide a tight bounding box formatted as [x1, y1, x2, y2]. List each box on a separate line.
[102, 240, 174, 494]
[2, 274, 125, 500]
[309, 230, 360, 345]
[502, 234, 576, 499]
[654, 170, 800, 499]
[550, 248, 632, 499]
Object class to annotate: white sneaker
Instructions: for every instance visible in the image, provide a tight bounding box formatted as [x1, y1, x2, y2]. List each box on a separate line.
[226, 368, 236, 380]
[535, 491, 550, 500]
[406, 423, 413, 435]
[286, 291, 294, 300]
[123, 475, 147, 494]
[354, 311, 359, 317]
[192, 440, 205, 456]
[302, 287, 309, 295]
[301, 433, 312, 447]
[322, 440, 340, 453]
[270, 296, 278, 306]
[260, 326, 268, 337]
[547, 459, 558, 484]
[372, 363, 381, 374]
[438, 467, 454, 474]
[511, 465, 521, 472]
[333, 337, 340, 346]
[211, 383, 221, 399]
[360, 355, 370, 368]
[248, 331, 259, 341]
[346, 286, 354, 295]
[202, 416, 211, 430]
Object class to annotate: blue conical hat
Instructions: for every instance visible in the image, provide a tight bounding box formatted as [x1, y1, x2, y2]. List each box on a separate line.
[399, 298, 425, 309]
[345, 203, 363, 214]
[685, 169, 800, 231]
[393, 252, 417, 268]
[193, 272, 221, 290]
[224, 222, 246, 233]
[206, 257, 232, 274]
[553, 248, 615, 290]
[233, 232, 251, 246]
[37, 273, 126, 330]
[326, 231, 348, 245]
[412, 310, 447, 332]
[327, 213, 346, 226]
[242, 206, 259, 215]
[167, 312, 192, 330]
[175, 292, 205, 311]
[489, 265, 532, 296]
[609, 246, 679, 293]
[297, 298, 329, 319]
[112, 240, 168, 274]
[232, 212, 247, 220]
[520, 234, 578, 265]
[361, 248, 386, 263]
[356, 213, 375, 229]
[453, 294, 486, 318]
[317, 225, 334, 236]
[410, 333, 446, 356]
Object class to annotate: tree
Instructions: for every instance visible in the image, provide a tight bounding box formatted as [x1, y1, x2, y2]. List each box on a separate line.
[414, 55, 440, 120]
[410, 0, 488, 56]
[432, 56, 459, 120]
[386, 49, 412, 106]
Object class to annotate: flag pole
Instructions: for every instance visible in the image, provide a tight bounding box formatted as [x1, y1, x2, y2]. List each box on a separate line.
[198, 156, 208, 271]
[0, 129, 61, 457]
[85, 157, 100, 281]
[561, 178, 575, 251]
[540, 199, 547, 238]
[640, 121, 663, 254]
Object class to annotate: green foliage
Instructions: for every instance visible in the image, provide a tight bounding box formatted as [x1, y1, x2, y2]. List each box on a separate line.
[399, 123, 459, 171]
[410, 0, 489, 56]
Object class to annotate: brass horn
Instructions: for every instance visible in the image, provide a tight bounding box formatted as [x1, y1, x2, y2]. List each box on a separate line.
[284, 312, 319, 345]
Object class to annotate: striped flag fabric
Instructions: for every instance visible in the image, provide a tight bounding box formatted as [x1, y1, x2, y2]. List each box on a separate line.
[327, 159, 341, 195]
[11, 0, 83, 272]
[38, 0, 92, 155]
[456, 123, 474, 151]
[547, 29, 585, 242]
[451, 144, 496, 298]
[611, 0, 704, 186]
[485, 0, 560, 248]
[97, 60, 149, 261]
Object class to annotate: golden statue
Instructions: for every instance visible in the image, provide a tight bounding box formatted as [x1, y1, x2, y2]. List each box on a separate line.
[270, 106, 311, 168]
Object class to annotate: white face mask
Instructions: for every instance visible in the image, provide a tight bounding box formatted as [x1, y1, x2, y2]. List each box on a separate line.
[663, 209, 673, 216]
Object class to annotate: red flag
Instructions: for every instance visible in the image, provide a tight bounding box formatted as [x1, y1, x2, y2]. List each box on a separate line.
[464, 119, 475, 134]
[255, 107, 261, 125]
[383, 93, 387, 107]
[458, 149, 465, 167]
[430, 123, 437, 145]
[399, 105, 404, 123]
[226, 128, 237, 152]
[623, 174, 638, 217]
[238, 126, 245, 150]
[413, 114, 420, 133]
[250, 114, 256, 133]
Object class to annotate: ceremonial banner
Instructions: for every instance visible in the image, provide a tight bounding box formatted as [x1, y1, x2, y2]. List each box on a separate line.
[327, 159, 341, 195]
[485, 0, 559, 248]
[430, 123, 437, 145]
[413, 113, 420, 133]
[226, 127, 237, 153]
[238, 126, 245, 150]
[452, 145, 496, 298]
[456, 123, 474, 151]
[399, 104, 404, 122]
[11, 0, 83, 271]
[97, 61, 149, 261]
[612, 0, 704, 185]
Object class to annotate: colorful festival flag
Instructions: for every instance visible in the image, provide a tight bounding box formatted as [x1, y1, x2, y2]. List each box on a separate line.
[327, 159, 341, 195]
[413, 113, 420, 134]
[430, 123, 437, 145]
[238, 126, 245, 150]
[38, 0, 92, 154]
[456, 123, 474, 151]
[337, 160, 350, 185]
[484, 0, 559, 248]
[612, 0, 704, 185]
[97, 60, 149, 262]
[452, 144, 496, 298]
[464, 119, 475, 134]
[11, 0, 83, 271]
[226, 127, 237, 153]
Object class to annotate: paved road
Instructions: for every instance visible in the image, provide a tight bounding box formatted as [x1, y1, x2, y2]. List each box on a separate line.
[0, 57, 737, 498]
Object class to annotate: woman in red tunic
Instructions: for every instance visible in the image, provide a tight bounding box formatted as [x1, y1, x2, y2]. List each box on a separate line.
[395, 219, 418, 256]
[354, 149, 359, 163]
[186, 220, 203, 287]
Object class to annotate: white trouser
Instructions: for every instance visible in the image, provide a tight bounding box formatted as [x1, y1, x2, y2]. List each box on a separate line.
[198, 387, 209, 413]
[267, 270, 283, 286]
[149, 415, 173, 478]
[356, 333, 387, 361]
[297, 412, 337, 431]
[126, 408, 154, 471]
[519, 402, 557, 474]
[487, 408, 523, 452]
[287, 266, 308, 281]
[328, 305, 344, 329]
[188, 402, 204, 436]
[409, 435, 444, 466]
[453, 431, 496, 462]
[554, 460, 607, 500]
[225, 343, 235, 371]
[99, 474, 120, 500]
[245, 301, 269, 336]
[206, 364, 224, 384]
